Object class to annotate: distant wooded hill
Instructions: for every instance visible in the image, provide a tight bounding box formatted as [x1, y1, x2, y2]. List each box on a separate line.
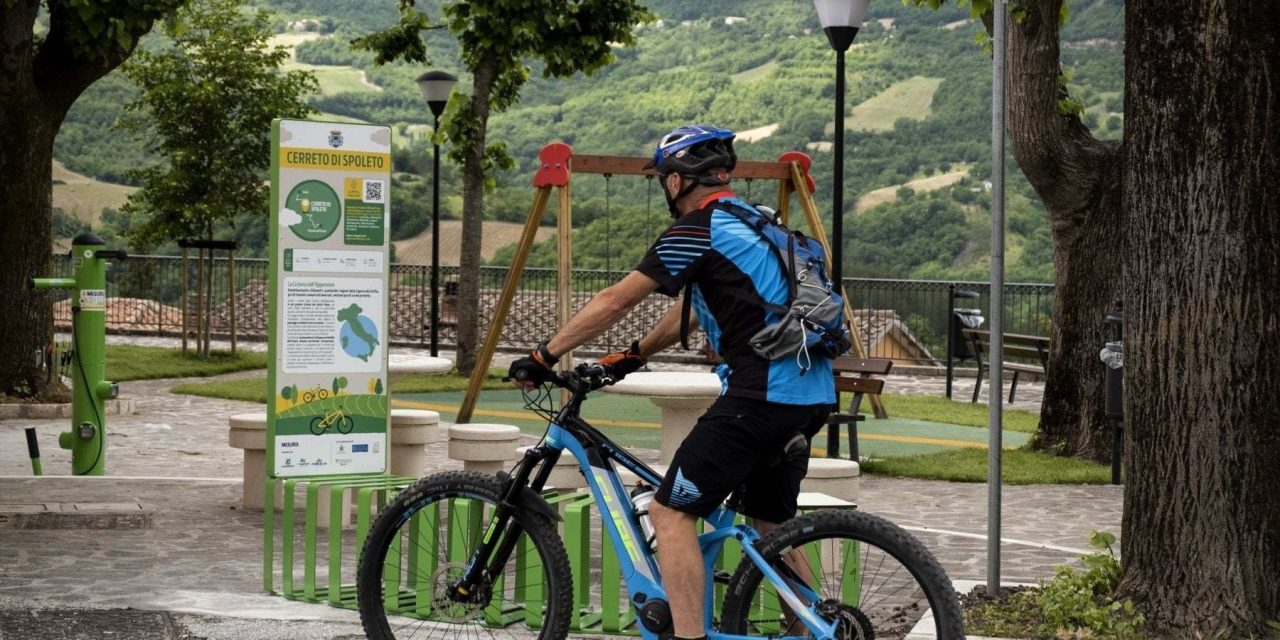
[52, 0, 1122, 282]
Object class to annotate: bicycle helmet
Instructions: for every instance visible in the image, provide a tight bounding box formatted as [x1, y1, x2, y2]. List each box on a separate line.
[645, 124, 737, 175]
[645, 125, 737, 217]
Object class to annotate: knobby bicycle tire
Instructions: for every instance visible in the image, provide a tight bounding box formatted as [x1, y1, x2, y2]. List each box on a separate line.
[338, 415, 354, 434]
[357, 471, 574, 640]
[721, 509, 966, 640]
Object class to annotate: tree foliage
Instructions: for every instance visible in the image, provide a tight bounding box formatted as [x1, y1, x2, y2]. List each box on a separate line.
[117, 0, 317, 246]
[355, 0, 651, 375]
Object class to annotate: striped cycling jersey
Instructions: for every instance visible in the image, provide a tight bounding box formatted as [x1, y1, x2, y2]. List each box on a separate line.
[635, 194, 835, 406]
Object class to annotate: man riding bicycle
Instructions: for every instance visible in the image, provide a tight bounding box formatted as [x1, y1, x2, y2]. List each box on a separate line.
[509, 124, 835, 640]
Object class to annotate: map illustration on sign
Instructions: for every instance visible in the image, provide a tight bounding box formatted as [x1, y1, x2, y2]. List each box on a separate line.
[285, 180, 341, 241]
[337, 303, 380, 362]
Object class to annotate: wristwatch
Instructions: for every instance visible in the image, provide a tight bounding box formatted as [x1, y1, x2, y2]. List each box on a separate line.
[536, 341, 560, 366]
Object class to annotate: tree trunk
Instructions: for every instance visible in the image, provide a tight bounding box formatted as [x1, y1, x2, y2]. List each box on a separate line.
[0, 1, 60, 399]
[1, 0, 160, 398]
[0, 99, 62, 399]
[454, 59, 497, 376]
[1002, 0, 1122, 461]
[1120, 1, 1280, 634]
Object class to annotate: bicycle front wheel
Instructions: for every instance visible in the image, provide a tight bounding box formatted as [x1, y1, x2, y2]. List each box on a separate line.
[721, 509, 965, 640]
[357, 471, 573, 640]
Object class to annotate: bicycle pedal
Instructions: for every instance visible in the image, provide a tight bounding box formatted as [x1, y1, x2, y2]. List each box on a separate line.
[713, 569, 731, 584]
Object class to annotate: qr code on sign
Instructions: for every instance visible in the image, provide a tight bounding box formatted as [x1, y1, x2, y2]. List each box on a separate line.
[363, 179, 385, 204]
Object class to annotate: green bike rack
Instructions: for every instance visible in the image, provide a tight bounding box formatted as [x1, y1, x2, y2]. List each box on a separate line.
[264, 473, 419, 606]
[31, 233, 125, 476]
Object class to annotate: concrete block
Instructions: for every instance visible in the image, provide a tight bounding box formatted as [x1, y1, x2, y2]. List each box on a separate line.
[448, 424, 520, 463]
[800, 458, 861, 502]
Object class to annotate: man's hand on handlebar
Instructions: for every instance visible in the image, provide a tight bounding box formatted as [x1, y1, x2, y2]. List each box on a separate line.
[507, 341, 557, 390]
[597, 340, 646, 381]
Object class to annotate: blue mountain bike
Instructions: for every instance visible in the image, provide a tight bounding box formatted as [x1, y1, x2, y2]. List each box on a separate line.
[356, 364, 965, 640]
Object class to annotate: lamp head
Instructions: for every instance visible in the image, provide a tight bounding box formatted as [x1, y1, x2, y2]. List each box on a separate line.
[813, 0, 870, 51]
[416, 70, 458, 118]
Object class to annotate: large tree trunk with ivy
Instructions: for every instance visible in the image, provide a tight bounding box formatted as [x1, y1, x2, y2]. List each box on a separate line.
[1119, 0, 1280, 634]
[1001, 0, 1121, 461]
[454, 58, 497, 376]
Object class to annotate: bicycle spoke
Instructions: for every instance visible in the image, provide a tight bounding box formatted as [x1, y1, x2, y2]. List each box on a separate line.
[369, 489, 558, 640]
[724, 511, 960, 640]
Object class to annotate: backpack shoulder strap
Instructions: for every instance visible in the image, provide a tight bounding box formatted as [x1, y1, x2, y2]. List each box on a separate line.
[680, 281, 694, 350]
[679, 200, 794, 351]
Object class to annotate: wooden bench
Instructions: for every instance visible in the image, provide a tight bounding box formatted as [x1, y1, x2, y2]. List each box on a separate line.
[825, 357, 893, 461]
[960, 329, 1050, 403]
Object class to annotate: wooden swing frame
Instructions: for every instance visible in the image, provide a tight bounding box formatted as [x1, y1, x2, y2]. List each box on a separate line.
[457, 142, 886, 422]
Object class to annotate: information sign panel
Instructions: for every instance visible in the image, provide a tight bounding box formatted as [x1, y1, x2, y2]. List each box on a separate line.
[267, 119, 392, 477]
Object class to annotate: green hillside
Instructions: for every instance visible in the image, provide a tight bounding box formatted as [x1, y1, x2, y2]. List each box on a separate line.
[51, 0, 1123, 282]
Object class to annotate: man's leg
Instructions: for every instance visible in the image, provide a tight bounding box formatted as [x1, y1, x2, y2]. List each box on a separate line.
[650, 501, 704, 638]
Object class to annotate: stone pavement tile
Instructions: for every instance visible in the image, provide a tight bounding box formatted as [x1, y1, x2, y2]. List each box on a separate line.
[856, 476, 1122, 582]
[0, 609, 178, 640]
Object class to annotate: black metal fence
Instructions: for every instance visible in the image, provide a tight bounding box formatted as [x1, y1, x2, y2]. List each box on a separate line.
[51, 254, 1054, 365]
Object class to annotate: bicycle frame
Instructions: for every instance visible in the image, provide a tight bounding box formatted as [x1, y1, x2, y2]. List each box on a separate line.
[455, 372, 839, 640]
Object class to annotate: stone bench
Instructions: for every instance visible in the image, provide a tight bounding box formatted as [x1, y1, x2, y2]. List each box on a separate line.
[449, 423, 521, 474]
[227, 412, 349, 528]
[389, 409, 440, 478]
[800, 458, 861, 502]
[228, 412, 271, 510]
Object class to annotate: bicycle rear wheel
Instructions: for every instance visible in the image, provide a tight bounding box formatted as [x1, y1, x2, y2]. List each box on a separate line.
[721, 509, 965, 640]
[357, 471, 573, 640]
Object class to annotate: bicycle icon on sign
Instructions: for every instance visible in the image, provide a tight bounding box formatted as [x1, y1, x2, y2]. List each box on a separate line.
[301, 386, 331, 404]
[310, 406, 354, 436]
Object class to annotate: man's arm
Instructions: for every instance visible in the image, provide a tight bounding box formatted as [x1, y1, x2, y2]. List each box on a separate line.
[637, 297, 698, 359]
[544, 270, 662, 357]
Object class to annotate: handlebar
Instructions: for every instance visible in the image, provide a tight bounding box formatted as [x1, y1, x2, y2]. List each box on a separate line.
[505, 362, 618, 396]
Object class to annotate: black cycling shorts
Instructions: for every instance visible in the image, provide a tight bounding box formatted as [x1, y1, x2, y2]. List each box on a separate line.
[655, 395, 830, 524]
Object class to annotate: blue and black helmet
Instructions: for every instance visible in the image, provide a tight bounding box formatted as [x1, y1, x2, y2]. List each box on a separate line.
[644, 124, 737, 177]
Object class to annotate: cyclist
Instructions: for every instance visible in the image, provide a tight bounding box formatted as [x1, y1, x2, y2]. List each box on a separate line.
[509, 124, 835, 640]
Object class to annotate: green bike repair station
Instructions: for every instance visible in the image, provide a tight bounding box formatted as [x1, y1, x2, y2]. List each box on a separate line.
[31, 233, 125, 476]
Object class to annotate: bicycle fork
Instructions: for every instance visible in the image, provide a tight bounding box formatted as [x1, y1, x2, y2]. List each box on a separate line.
[449, 447, 559, 602]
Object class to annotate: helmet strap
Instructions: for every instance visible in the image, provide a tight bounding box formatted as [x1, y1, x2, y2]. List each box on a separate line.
[663, 173, 713, 219]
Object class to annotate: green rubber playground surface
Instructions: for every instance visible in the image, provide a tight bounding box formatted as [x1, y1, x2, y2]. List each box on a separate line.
[392, 389, 1029, 458]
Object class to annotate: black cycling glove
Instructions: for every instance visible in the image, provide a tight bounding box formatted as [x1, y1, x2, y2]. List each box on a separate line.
[508, 341, 558, 386]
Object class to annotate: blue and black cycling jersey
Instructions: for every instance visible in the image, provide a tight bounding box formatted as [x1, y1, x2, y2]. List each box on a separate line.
[635, 195, 836, 406]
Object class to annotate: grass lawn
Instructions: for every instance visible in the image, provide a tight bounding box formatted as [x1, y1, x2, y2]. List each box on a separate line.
[170, 368, 510, 404]
[862, 447, 1113, 485]
[852, 393, 1040, 433]
[106, 345, 267, 381]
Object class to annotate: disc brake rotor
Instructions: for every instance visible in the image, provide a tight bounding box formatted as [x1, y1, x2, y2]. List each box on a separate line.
[817, 600, 874, 640]
[429, 562, 489, 623]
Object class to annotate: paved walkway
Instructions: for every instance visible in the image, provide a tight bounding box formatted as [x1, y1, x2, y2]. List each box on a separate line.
[0, 350, 1074, 639]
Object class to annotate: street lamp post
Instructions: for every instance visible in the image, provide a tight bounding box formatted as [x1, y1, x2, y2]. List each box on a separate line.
[814, 0, 870, 287]
[416, 70, 457, 357]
